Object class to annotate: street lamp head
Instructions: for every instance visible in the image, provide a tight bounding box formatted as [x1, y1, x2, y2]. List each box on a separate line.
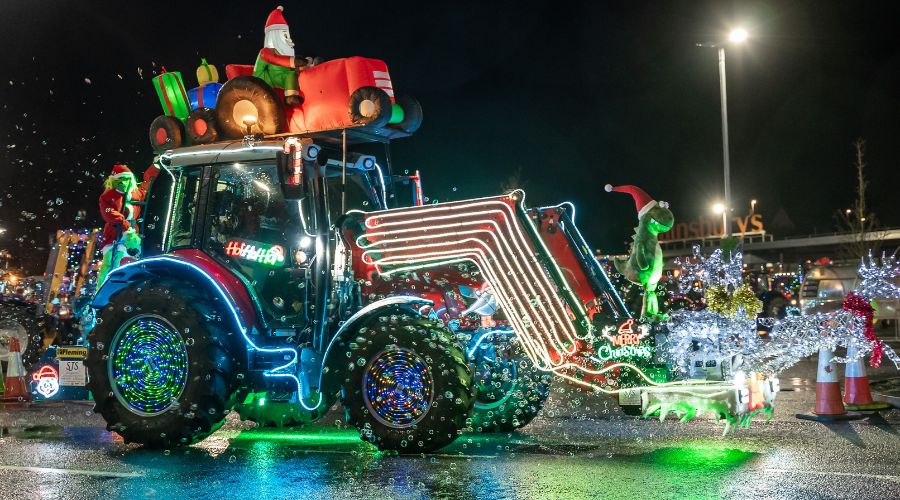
[729, 28, 749, 44]
[712, 202, 726, 214]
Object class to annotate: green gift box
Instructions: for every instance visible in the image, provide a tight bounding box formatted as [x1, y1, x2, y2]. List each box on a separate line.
[153, 69, 190, 121]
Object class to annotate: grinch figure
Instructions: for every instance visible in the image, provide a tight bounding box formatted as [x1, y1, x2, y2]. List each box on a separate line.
[253, 6, 315, 106]
[606, 184, 674, 320]
[97, 164, 151, 285]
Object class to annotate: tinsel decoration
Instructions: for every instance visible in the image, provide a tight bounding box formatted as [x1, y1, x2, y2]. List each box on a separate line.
[703, 284, 762, 319]
[732, 284, 763, 319]
[704, 285, 730, 315]
[842, 291, 883, 367]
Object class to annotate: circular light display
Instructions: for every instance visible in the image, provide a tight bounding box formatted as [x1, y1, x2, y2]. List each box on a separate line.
[363, 348, 434, 428]
[108, 315, 188, 416]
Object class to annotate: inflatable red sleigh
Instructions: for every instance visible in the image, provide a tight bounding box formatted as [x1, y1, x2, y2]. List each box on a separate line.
[149, 56, 422, 152]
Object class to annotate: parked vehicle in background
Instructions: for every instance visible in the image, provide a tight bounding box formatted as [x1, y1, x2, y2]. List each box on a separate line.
[800, 261, 900, 338]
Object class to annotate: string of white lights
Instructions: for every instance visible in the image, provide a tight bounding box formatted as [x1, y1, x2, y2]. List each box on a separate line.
[351, 193, 665, 387]
[357, 197, 582, 369]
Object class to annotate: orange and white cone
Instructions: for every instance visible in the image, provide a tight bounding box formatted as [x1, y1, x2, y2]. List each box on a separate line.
[1, 337, 32, 404]
[797, 347, 861, 422]
[843, 345, 890, 411]
[814, 347, 845, 416]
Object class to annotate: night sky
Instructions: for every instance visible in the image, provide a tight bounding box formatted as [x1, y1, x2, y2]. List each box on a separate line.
[2, 0, 900, 272]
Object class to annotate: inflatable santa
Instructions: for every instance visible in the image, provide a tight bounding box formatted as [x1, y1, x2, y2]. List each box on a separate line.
[252, 5, 314, 105]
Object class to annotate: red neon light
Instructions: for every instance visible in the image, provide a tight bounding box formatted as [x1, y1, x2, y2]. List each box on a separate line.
[32, 365, 59, 382]
[224, 239, 285, 266]
[610, 318, 642, 347]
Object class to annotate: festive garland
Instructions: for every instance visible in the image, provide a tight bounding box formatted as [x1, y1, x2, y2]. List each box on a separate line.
[842, 291, 884, 367]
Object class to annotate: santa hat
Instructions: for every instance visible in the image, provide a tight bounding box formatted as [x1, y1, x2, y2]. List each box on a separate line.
[265, 6, 288, 32]
[110, 164, 134, 179]
[605, 183, 668, 219]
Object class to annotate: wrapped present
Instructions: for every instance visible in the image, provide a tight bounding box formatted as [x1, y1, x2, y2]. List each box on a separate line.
[188, 82, 223, 110]
[196, 58, 220, 85]
[153, 68, 190, 120]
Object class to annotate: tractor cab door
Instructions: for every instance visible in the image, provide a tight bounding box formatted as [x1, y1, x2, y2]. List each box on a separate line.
[139, 165, 177, 258]
[203, 161, 313, 334]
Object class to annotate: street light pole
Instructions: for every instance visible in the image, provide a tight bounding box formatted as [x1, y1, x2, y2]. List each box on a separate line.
[718, 46, 732, 237]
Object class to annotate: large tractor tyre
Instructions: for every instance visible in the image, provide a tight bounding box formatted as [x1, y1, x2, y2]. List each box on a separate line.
[394, 93, 423, 134]
[469, 334, 552, 432]
[235, 390, 335, 428]
[0, 302, 45, 372]
[85, 279, 245, 448]
[149, 115, 185, 153]
[215, 76, 285, 139]
[340, 313, 475, 453]
[348, 86, 392, 128]
[185, 108, 220, 145]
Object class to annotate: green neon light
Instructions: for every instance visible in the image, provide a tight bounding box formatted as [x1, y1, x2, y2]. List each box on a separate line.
[233, 428, 362, 445]
[596, 343, 653, 360]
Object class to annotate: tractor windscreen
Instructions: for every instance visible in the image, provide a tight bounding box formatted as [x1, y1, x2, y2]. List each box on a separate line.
[203, 161, 311, 328]
[322, 164, 385, 219]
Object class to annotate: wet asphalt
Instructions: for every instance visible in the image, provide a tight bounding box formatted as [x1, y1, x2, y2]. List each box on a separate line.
[1, 357, 899, 500]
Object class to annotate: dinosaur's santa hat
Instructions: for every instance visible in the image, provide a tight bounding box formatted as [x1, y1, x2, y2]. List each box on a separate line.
[605, 184, 668, 219]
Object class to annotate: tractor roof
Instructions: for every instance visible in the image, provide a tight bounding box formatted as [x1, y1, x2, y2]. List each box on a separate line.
[158, 139, 288, 169]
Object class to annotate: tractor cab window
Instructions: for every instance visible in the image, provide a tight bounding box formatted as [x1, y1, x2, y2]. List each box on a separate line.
[204, 162, 309, 329]
[323, 165, 383, 219]
[169, 167, 202, 248]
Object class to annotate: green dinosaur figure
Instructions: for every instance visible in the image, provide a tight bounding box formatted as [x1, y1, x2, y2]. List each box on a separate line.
[605, 184, 674, 320]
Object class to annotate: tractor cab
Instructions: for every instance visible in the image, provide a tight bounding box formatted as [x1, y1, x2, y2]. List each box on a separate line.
[140, 138, 388, 335]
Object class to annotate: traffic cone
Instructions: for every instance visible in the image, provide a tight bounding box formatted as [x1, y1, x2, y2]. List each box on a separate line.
[1, 337, 32, 405]
[796, 347, 861, 422]
[843, 345, 891, 411]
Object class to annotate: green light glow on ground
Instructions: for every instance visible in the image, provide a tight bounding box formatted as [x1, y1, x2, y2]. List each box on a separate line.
[233, 427, 363, 445]
[644, 442, 757, 470]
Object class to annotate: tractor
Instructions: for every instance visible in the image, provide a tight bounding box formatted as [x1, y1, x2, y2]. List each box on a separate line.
[82, 128, 643, 452]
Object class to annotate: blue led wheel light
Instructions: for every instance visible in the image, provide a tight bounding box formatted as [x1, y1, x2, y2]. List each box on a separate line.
[108, 315, 189, 416]
[363, 348, 434, 428]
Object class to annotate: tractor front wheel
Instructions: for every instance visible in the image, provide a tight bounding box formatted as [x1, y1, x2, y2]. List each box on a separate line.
[86, 280, 244, 448]
[340, 313, 474, 453]
[149, 115, 184, 153]
[348, 86, 392, 128]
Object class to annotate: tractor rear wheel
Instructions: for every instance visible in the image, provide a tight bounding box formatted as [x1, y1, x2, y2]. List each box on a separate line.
[469, 333, 551, 432]
[394, 93, 423, 134]
[340, 313, 474, 453]
[85, 279, 244, 448]
[215, 76, 285, 139]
